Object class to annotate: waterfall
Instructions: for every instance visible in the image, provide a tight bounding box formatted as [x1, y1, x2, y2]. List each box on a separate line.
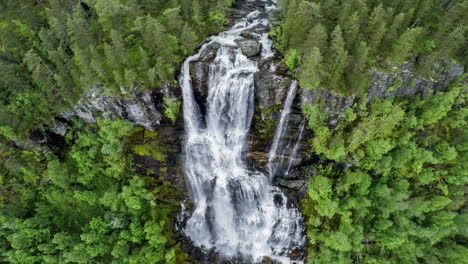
[267, 80, 298, 179]
[285, 119, 306, 176]
[179, 1, 304, 263]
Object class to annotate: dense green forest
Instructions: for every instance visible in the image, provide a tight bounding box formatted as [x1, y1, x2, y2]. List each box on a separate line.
[301, 77, 467, 263]
[1, 0, 467, 263]
[272, 0, 468, 263]
[1, 119, 188, 263]
[274, 0, 468, 94]
[0, 0, 233, 135]
[0, 0, 233, 263]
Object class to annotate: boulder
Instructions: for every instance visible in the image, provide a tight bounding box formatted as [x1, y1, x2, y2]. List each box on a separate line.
[301, 88, 356, 128]
[261, 257, 274, 264]
[235, 38, 261, 57]
[188, 42, 222, 112]
[250, 24, 270, 34]
[240, 32, 259, 39]
[199, 42, 221, 62]
[49, 120, 68, 136]
[255, 71, 292, 108]
[29, 130, 47, 144]
[189, 61, 209, 100]
[277, 178, 306, 190]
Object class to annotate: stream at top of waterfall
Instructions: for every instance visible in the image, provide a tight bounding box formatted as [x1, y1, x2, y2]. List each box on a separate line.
[178, 0, 305, 263]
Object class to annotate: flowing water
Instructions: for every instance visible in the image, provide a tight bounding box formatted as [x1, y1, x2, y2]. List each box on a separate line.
[285, 119, 306, 176]
[267, 78, 306, 179]
[267, 80, 299, 180]
[179, 0, 304, 262]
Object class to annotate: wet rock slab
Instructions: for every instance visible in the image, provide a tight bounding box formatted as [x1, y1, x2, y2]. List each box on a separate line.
[61, 84, 181, 131]
[235, 38, 261, 57]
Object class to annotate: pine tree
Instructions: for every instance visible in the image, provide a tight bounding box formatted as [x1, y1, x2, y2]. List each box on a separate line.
[366, 4, 387, 54]
[343, 11, 361, 50]
[289, 1, 322, 49]
[385, 12, 406, 46]
[388, 27, 422, 65]
[347, 41, 370, 94]
[23, 50, 55, 96]
[302, 23, 328, 54]
[337, 1, 353, 27]
[299, 47, 323, 89]
[110, 29, 127, 66]
[143, 17, 168, 57]
[161, 7, 184, 35]
[327, 25, 348, 91]
[66, 4, 93, 49]
[180, 23, 198, 55]
[282, 0, 299, 46]
[191, 0, 205, 35]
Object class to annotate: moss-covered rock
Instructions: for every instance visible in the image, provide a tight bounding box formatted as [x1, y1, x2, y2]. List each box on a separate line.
[128, 125, 185, 190]
[132, 129, 168, 162]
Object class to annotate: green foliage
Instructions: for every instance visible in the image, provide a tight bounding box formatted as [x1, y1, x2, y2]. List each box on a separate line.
[0, 1, 235, 262]
[327, 25, 348, 91]
[208, 11, 228, 32]
[163, 96, 181, 123]
[132, 133, 167, 162]
[299, 47, 323, 89]
[0, 0, 235, 134]
[0, 119, 186, 263]
[275, 0, 468, 95]
[388, 27, 423, 66]
[284, 49, 300, 71]
[302, 76, 468, 263]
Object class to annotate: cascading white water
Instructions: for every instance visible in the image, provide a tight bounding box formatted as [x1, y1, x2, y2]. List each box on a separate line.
[267, 80, 299, 179]
[285, 119, 306, 176]
[179, 1, 304, 263]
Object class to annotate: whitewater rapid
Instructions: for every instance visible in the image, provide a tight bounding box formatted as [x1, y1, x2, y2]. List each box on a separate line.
[179, 1, 304, 262]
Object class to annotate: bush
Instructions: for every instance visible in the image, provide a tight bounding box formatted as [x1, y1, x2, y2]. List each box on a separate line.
[284, 49, 299, 71]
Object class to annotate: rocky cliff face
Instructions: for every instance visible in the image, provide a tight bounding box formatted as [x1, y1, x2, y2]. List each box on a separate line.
[26, 83, 187, 193]
[60, 84, 180, 131]
[367, 62, 464, 100]
[301, 62, 464, 128]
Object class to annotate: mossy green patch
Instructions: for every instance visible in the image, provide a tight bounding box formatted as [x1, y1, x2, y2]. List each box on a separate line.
[254, 105, 284, 139]
[133, 144, 167, 161]
[130, 128, 168, 162]
[163, 96, 181, 123]
[388, 76, 403, 92]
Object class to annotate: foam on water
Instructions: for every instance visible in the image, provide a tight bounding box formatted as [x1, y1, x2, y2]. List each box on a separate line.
[179, 1, 304, 263]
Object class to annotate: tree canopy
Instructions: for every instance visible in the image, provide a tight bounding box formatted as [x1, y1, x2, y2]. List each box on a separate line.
[274, 0, 468, 94]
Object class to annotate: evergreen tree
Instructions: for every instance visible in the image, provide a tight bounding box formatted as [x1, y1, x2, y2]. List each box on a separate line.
[289, 1, 322, 49]
[299, 47, 323, 89]
[366, 4, 387, 54]
[282, 0, 299, 46]
[327, 25, 348, 91]
[347, 41, 370, 93]
[302, 24, 328, 55]
[180, 23, 198, 55]
[66, 4, 95, 49]
[191, 0, 205, 34]
[388, 27, 422, 65]
[161, 7, 184, 35]
[342, 11, 361, 50]
[384, 12, 406, 48]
